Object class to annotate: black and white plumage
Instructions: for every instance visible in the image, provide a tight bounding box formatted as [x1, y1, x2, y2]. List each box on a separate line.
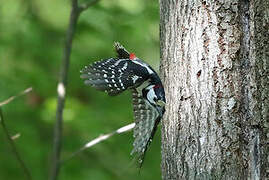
[80, 42, 166, 167]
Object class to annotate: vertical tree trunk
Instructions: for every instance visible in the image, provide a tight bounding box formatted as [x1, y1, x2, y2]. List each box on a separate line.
[159, 0, 268, 179]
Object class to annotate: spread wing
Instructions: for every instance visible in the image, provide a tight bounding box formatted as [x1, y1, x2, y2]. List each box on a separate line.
[80, 58, 145, 96]
[131, 89, 161, 167]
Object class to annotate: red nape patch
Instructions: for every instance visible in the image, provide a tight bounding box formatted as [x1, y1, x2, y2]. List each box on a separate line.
[154, 84, 161, 89]
[129, 53, 136, 60]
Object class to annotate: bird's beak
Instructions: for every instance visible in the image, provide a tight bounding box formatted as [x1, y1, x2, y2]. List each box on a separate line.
[156, 100, 166, 107]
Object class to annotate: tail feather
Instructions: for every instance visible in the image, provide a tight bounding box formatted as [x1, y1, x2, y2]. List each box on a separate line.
[114, 42, 130, 59]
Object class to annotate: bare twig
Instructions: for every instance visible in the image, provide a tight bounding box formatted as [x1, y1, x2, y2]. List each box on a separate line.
[0, 87, 32, 107]
[49, 0, 101, 179]
[78, 0, 100, 13]
[0, 108, 32, 180]
[11, 133, 21, 140]
[49, 0, 80, 179]
[61, 123, 135, 164]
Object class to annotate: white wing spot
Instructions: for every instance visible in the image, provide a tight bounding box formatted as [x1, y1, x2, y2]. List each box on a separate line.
[104, 74, 107, 78]
[132, 75, 139, 83]
[122, 62, 128, 70]
[114, 59, 125, 66]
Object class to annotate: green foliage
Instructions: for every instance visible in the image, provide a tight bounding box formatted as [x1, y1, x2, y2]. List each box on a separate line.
[0, 0, 161, 179]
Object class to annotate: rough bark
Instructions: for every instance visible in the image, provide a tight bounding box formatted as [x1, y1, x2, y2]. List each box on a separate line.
[159, 0, 268, 179]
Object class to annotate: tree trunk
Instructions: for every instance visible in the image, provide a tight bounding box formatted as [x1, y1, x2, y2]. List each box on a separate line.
[159, 0, 268, 179]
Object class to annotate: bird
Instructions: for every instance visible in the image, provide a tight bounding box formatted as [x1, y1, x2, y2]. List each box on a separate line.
[80, 42, 166, 167]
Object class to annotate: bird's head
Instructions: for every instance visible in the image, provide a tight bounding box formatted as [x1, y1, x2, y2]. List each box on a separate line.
[143, 84, 166, 111]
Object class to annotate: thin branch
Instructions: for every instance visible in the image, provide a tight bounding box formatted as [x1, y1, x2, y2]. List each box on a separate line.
[0, 87, 32, 107]
[49, 0, 80, 179]
[78, 0, 100, 13]
[61, 123, 135, 164]
[49, 0, 101, 178]
[0, 108, 32, 180]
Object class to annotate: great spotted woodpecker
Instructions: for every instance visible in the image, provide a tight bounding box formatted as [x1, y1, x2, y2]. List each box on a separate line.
[80, 42, 166, 167]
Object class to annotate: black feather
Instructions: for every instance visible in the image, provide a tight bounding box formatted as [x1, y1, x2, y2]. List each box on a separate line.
[131, 89, 161, 168]
[80, 58, 145, 96]
[114, 42, 130, 59]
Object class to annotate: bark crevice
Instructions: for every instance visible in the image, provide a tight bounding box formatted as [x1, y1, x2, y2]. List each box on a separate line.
[160, 0, 268, 179]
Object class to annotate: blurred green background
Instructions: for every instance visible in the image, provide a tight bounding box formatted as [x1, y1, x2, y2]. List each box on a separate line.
[0, 0, 161, 179]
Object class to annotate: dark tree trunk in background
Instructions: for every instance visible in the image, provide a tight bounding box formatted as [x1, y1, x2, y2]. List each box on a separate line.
[159, 0, 268, 179]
